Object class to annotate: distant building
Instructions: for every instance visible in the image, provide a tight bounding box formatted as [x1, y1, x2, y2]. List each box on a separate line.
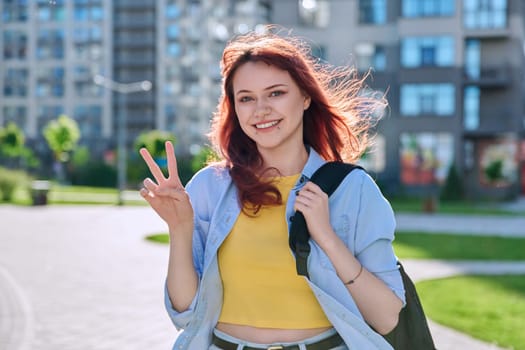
[272, 0, 525, 199]
[0, 0, 270, 160]
[1, 0, 523, 199]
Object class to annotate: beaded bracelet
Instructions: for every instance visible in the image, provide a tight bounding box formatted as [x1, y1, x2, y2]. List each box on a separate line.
[344, 264, 363, 285]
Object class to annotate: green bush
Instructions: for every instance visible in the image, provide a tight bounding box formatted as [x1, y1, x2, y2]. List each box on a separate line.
[440, 164, 464, 201]
[70, 161, 117, 188]
[0, 167, 31, 201]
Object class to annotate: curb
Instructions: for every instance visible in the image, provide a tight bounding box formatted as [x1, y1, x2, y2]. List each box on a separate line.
[0, 265, 34, 350]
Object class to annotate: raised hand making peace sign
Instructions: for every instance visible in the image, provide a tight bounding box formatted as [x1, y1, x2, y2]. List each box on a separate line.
[139, 141, 194, 236]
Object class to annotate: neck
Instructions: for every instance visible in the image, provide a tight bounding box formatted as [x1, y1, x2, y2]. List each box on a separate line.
[258, 144, 308, 177]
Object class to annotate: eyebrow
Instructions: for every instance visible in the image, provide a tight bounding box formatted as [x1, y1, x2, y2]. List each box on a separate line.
[235, 83, 288, 96]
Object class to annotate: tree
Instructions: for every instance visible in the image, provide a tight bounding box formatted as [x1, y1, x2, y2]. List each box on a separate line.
[133, 129, 177, 161]
[0, 122, 24, 157]
[191, 146, 218, 173]
[0, 122, 38, 169]
[440, 163, 464, 201]
[43, 114, 81, 182]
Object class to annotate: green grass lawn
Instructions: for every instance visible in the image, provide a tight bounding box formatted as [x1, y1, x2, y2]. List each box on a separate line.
[389, 197, 524, 216]
[4, 184, 146, 206]
[145, 233, 170, 244]
[417, 275, 525, 350]
[393, 232, 525, 260]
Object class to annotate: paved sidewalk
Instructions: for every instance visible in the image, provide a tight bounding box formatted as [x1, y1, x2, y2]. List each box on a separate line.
[1, 205, 523, 350]
[0, 205, 177, 350]
[395, 212, 525, 237]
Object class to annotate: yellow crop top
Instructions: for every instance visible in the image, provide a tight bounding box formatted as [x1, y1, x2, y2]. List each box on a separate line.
[217, 174, 331, 329]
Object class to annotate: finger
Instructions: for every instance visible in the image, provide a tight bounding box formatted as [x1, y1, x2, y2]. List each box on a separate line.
[143, 178, 159, 192]
[139, 147, 166, 184]
[297, 188, 316, 201]
[139, 188, 154, 203]
[294, 196, 311, 209]
[303, 182, 323, 194]
[155, 187, 189, 201]
[165, 141, 183, 187]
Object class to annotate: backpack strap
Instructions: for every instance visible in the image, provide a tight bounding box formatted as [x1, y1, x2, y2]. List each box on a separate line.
[289, 162, 363, 278]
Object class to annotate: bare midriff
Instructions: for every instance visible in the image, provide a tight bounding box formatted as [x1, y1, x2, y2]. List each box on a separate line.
[215, 322, 333, 343]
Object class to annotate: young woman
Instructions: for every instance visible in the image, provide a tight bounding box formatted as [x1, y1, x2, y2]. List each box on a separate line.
[140, 29, 405, 350]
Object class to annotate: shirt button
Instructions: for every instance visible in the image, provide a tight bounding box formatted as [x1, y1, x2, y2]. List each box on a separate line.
[299, 175, 306, 183]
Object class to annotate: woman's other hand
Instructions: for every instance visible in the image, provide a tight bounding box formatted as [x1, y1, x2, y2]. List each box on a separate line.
[293, 182, 335, 248]
[139, 141, 194, 235]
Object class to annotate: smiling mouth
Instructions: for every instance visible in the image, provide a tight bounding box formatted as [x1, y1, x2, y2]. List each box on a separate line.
[255, 120, 281, 129]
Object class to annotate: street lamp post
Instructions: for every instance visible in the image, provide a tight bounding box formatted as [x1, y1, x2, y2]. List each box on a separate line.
[93, 74, 152, 205]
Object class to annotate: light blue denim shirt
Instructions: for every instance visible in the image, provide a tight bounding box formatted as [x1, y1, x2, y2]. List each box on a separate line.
[165, 148, 405, 350]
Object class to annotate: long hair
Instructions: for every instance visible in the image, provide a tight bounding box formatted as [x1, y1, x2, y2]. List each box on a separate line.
[208, 28, 386, 213]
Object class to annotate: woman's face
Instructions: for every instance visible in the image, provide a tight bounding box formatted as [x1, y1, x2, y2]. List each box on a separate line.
[231, 61, 310, 156]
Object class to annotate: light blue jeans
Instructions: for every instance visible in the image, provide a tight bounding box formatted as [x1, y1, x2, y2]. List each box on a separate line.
[209, 328, 348, 350]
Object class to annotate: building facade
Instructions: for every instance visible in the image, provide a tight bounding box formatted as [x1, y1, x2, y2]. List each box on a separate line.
[272, 0, 525, 199]
[1, 0, 524, 198]
[0, 0, 270, 160]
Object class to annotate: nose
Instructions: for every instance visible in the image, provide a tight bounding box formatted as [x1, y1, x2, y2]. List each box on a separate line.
[255, 104, 271, 118]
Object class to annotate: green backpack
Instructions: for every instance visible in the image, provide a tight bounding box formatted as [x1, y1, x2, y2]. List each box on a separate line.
[289, 162, 436, 350]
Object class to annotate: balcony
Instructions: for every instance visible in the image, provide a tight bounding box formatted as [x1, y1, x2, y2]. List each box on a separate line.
[113, 0, 153, 10]
[114, 16, 156, 29]
[114, 36, 155, 48]
[463, 65, 511, 88]
[113, 55, 155, 66]
[463, 106, 517, 136]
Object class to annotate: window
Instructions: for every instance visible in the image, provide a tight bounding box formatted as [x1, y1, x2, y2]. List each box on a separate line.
[3, 68, 28, 97]
[36, 67, 65, 98]
[2, 106, 27, 133]
[464, 86, 480, 130]
[401, 36, 454, 68]
[402, 0, 454, 17]
[37, 105, 64, 130]
[74, 2, 103, 21]
[167, 43, 182, 58]
[3, 30, 27, 59]
[36, 29, 65, 59]
[359, 0, 386, 24]
[464, 0, 507, 29]
[73, 27, 103, 60]
[2, 0, 28, 22]
[74, 105, 102, 139]
[166, 3, 181, 19]
[167, 24, 181, 40]
[299, 0, 330, 27]
[355, 43, 386, 71]
[37, 0, 65, 21]
[400, 84, 455, 116]
[464, 39, 480, 79]
[400, 132, 454, 185]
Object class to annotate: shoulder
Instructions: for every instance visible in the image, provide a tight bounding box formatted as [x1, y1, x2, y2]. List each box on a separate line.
[337, 166, 378, 194]
[335, 166, 394, 218]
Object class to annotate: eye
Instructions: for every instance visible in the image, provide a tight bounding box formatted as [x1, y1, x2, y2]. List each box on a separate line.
[270, 90, 285, 97]
[238, 96, 253, 103]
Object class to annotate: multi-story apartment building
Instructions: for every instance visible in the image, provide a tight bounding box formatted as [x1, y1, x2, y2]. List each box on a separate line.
[272, 0, 525, 199]
[1, 0, 523, 199]
[1, 0, 112, 157]
[0, 0, 270, 160]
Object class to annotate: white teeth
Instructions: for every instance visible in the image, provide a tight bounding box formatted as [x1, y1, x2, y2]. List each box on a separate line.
[255, 120, 279, 129]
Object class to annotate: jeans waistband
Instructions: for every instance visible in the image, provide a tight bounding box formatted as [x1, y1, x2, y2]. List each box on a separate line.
[211, 328, 344, 350]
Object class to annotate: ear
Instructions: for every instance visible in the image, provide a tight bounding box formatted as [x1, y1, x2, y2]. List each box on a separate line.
[303, 96, 311, 110]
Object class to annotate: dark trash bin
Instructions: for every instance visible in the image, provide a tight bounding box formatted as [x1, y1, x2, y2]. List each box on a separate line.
[31, 180, 51, 206]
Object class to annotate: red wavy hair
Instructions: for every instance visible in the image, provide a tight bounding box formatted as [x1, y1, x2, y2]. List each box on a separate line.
[208, 28, 386, 213]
